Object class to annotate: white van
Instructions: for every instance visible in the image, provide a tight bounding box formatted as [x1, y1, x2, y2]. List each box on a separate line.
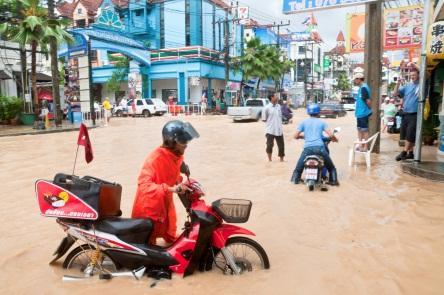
[148, 98, 167, 116]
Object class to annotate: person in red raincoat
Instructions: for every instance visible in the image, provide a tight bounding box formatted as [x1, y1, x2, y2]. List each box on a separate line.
[132, 120, 199, 245]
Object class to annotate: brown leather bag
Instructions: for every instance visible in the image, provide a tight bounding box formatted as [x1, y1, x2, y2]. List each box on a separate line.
[82, 176, 122, 219]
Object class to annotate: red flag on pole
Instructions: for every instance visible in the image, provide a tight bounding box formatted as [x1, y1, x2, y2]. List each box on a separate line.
[77, 123, 93, 163]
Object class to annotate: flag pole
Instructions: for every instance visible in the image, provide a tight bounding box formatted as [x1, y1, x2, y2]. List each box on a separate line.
[72, 145, 80, 176]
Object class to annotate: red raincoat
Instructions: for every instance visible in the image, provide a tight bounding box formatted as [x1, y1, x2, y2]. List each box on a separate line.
[131, 147, 183, 244]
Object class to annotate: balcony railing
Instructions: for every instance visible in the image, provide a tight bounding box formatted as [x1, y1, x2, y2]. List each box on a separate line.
[150, 46, 222, 63]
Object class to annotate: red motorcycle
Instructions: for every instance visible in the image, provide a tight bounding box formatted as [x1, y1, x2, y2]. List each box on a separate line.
[36, 172, 269, 280]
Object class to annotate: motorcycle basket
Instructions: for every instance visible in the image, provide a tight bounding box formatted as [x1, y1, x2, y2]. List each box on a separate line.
[212, 198, 252, 223]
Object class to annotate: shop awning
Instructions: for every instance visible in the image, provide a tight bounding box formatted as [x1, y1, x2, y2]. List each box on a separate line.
[13, 71, 52, 82]
[0, 70, 11, 80]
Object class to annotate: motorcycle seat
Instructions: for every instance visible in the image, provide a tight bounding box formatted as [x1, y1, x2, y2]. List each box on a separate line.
[304, 155, 323, 162]
[95, 218, 153, 243]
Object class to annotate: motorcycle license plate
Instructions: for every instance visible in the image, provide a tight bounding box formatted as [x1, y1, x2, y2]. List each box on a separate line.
[305, 168, 318, 180]
[387, 121, 394, 126]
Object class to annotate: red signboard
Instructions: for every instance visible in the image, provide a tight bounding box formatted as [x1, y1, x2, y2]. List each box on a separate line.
[35, 180, 98, 220]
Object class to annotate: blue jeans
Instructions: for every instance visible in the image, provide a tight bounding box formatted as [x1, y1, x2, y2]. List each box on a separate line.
[291, 146, 336, 181]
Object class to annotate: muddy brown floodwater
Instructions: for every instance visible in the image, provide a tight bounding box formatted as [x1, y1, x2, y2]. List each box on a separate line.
[1, 110, 443, 294]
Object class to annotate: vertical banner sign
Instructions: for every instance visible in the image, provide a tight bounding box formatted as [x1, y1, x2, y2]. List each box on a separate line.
[427, 21, 444, 66]
[78, 56, 91, 112]
[128, 60, 142, 99]
[346, 13, 365, 53]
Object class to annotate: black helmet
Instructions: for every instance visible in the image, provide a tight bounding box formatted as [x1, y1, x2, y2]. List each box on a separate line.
[162, 120, 199, 146]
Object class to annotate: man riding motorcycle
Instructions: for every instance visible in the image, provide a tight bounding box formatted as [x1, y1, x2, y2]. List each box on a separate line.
[131, 120, 199, 245]
[290, 104, 339, 186]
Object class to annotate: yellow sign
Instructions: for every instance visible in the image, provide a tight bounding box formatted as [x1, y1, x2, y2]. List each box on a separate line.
[427, 21, 444, 60]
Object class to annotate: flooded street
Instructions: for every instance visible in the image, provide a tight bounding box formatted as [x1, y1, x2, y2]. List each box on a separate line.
[1, 110, 443, 294]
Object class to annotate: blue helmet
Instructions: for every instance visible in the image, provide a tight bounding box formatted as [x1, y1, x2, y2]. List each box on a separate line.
[307, 104, 320, 116]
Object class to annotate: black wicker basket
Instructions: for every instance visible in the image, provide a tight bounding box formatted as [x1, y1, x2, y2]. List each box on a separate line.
[212, 198, 252, 223]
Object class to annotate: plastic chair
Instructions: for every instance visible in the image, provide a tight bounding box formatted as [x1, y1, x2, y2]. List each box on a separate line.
[348, 132, 380, 168]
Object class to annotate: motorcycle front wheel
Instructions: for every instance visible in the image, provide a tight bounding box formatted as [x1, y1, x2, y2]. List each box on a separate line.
[214, 237, 270, 274]
[63, 244, 117, 276]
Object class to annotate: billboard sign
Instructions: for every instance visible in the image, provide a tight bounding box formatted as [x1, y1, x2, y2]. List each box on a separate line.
[283, 0, 375, 14]
[384, 5, 423, 50]
[346, 5, 423, 53]
[238, 7, 249, 20]
[427, 21, 444, 60]
[291, 31, 311, 41]
[346, 13, 365, 52]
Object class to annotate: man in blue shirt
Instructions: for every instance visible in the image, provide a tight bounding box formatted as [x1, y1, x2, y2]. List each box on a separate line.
[291, 104, 339, 186]
[353, 72, 372, 151]
[394, 65, 419, 161]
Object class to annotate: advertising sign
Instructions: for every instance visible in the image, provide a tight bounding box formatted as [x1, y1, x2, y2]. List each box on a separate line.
[283, 0, 375, 14]
[291, 31, 311, 41]
[238, 7, 249, 20]
[384, 5, 423, 50]
[346, 5, 423, 53]
[427, 21, 444, 60]
[346, 13, 365, 52]
[35, 180, 98, 220]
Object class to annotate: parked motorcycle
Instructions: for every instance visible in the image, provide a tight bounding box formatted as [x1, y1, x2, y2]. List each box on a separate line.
[35, 170, 269, 281]
[302, 127, 340, 192]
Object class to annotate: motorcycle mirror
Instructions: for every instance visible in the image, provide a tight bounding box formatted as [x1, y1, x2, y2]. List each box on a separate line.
[180, 162, 190, 177]
[333, 127, 341, 133]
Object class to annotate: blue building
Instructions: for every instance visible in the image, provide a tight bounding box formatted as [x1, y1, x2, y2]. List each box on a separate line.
[57, 0, 244, 105]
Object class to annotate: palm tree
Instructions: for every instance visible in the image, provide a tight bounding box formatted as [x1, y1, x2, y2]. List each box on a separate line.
[232, 38, 291, 97]
[3, 0, 72, 114]
[47, 0, 73, 126]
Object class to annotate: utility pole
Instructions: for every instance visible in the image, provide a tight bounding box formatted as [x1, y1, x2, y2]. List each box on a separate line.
[274, 20, 290, 48]
[364, 1, 382, 153]
[414, 0, 431, 162]
[214, 2, 238, 96]
[274, 20, 290, 98]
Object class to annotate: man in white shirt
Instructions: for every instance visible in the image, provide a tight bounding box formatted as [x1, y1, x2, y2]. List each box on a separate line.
[262, 93, 285, 162]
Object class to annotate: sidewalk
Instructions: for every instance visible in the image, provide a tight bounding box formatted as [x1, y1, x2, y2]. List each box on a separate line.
[401, 145, 444, 182]
[0, 121, 98, 137]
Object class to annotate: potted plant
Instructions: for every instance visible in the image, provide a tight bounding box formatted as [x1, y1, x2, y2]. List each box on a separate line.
[0, 96, 24, 125]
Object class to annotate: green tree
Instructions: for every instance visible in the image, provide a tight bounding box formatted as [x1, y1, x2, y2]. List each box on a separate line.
[105, 55, 129, 94]
[232, 38, 292, 96]
[334, 73, 351, 92]
[1, 0, 72, 111]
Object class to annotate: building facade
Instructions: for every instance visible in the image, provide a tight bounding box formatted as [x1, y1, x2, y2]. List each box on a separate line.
[57, 0, 243, 105]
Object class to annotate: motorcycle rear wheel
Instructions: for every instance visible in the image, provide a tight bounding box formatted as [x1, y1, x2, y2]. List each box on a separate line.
[63, 244, 117, 276]
[214, 237, 270, 274]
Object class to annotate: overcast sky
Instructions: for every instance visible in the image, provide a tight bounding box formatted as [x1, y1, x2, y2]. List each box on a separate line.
[237, 0, 366, 54]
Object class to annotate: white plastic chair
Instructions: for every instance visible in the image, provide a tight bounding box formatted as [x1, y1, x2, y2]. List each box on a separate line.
[348, 132, 380, 168]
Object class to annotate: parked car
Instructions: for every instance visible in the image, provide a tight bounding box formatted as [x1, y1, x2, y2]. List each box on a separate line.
[340, 96, 356, 111]
[113, 99, 155, 117]
[148, 98, 167, 115]
[227, 98, 270, 122]
[319, 103, 347, 118]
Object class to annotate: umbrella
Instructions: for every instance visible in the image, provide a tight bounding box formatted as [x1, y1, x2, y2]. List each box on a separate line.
[38, 90, 53, 101]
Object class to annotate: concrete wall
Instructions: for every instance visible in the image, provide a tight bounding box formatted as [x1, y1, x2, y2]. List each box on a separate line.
[101, 83, 128, 104]
[0, 80, 18, 97]
[152, 79, 177, 99]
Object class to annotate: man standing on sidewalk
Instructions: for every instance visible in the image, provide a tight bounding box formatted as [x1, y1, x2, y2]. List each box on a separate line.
[353, 72, 372, 151]
[394, 64, 420, 161]
[262, 93, 285, 162]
